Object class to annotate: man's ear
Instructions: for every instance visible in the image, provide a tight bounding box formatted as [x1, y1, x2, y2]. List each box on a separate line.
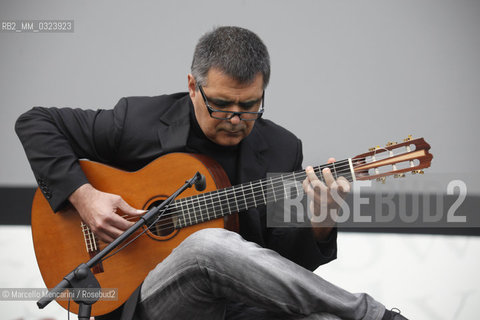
[187, 74, 197, 100]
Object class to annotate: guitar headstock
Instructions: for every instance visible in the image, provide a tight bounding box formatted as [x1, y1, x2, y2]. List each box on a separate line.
[352, 135, 433, 183]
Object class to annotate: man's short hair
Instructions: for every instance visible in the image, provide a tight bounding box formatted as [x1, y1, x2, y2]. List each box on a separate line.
[191, 26, 270, 89]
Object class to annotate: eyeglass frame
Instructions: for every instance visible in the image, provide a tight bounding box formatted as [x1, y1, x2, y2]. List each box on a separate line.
[198, 85, 265, 121]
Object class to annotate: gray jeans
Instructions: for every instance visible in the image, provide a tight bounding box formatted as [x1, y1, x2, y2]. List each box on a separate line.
[136, 228, 386, 320]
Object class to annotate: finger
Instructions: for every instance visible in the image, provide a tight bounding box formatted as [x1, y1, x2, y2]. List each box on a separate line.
[322, 167, 336, 188]
[327, 157, 336, 164]
[90, 220, 123, 243]
[303, 177, 315, 197]
[98, 224, 126, 243]
[117, 198, 146, 216]
[98, 233, 115, 243]
[109, 212, 135, 231]
[305, 166, 322, 185]
[304, 173, 329, 206]
[102, 226, 123, 242]
[306, 168, 329, 202]
[337, 176, 351, 194]
[303, 177, 310, 192]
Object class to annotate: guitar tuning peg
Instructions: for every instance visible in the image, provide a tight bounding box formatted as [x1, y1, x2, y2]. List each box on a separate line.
[369, 146, 380, 152]
[403, 134, 413, 142]
[386, 141, 397, 147]
[376, 177, 386, 184]
[394, 173, 405, 178]
[412, 170, 424, 175]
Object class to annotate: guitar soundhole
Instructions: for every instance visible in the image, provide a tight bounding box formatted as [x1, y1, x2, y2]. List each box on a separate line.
[146, 200, 176, 237]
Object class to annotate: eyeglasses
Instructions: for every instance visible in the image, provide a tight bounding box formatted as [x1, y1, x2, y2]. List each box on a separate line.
[198, 85, 264, 121]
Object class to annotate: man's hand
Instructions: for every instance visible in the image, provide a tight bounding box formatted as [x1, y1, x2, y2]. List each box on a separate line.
[302, 158, 351, 240]
[69, 183, 146, 243]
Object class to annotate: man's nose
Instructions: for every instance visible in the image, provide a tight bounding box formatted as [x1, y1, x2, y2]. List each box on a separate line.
[229, 113, 242, 124]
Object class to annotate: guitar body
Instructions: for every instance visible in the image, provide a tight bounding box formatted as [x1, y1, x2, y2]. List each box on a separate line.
[31, 153, 238, 316]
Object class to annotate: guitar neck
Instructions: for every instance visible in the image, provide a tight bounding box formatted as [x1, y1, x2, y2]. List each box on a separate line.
[171, 158, 355, 228]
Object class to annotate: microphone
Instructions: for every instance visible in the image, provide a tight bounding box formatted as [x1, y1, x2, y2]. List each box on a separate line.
[194, 172, 207, 191]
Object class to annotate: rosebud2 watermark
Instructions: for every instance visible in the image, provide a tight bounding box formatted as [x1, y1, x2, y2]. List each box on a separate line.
[0, 288, 117, 301]
[267, 173, 479, 228]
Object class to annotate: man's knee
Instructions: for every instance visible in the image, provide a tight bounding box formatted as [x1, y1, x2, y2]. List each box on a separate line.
[144, 229, 235, 285]
[178, 228, 244, 262]
[181, 228, 236, 249]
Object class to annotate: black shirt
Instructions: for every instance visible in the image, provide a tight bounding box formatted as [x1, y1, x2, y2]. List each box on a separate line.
[186, 105, 240, 186]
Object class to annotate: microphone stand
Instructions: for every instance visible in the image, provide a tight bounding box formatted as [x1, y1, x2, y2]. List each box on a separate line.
[36, 172, 206, 319]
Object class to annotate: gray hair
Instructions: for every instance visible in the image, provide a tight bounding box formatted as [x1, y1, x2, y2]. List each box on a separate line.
[191, 26, 270, 89]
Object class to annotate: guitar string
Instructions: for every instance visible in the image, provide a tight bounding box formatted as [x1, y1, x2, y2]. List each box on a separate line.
[91, 164, 364, 248]
[130, 158, 355, 219]
[132, 162, 353, 219]
[106, 169, 348, 236]
[122, 164, 357, 233]
[94, 158, 421, 246]
[134, 153, 421, 233]
[90, 153, 386, 227]
[88, 150, 419, 240]
[97, 162, 351, 247]
[119, 156, 381, 229]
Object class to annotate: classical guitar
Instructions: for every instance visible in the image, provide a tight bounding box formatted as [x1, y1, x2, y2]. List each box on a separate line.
[31, 136, 432, 316]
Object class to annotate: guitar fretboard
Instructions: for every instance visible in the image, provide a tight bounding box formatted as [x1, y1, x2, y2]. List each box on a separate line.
[167, 159, 355, 229]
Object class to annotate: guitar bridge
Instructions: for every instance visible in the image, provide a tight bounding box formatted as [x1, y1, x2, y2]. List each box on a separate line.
[81, 222, 104, 274]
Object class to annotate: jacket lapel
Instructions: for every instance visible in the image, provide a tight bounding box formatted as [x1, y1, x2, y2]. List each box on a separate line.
[157, 95, 191, 152]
